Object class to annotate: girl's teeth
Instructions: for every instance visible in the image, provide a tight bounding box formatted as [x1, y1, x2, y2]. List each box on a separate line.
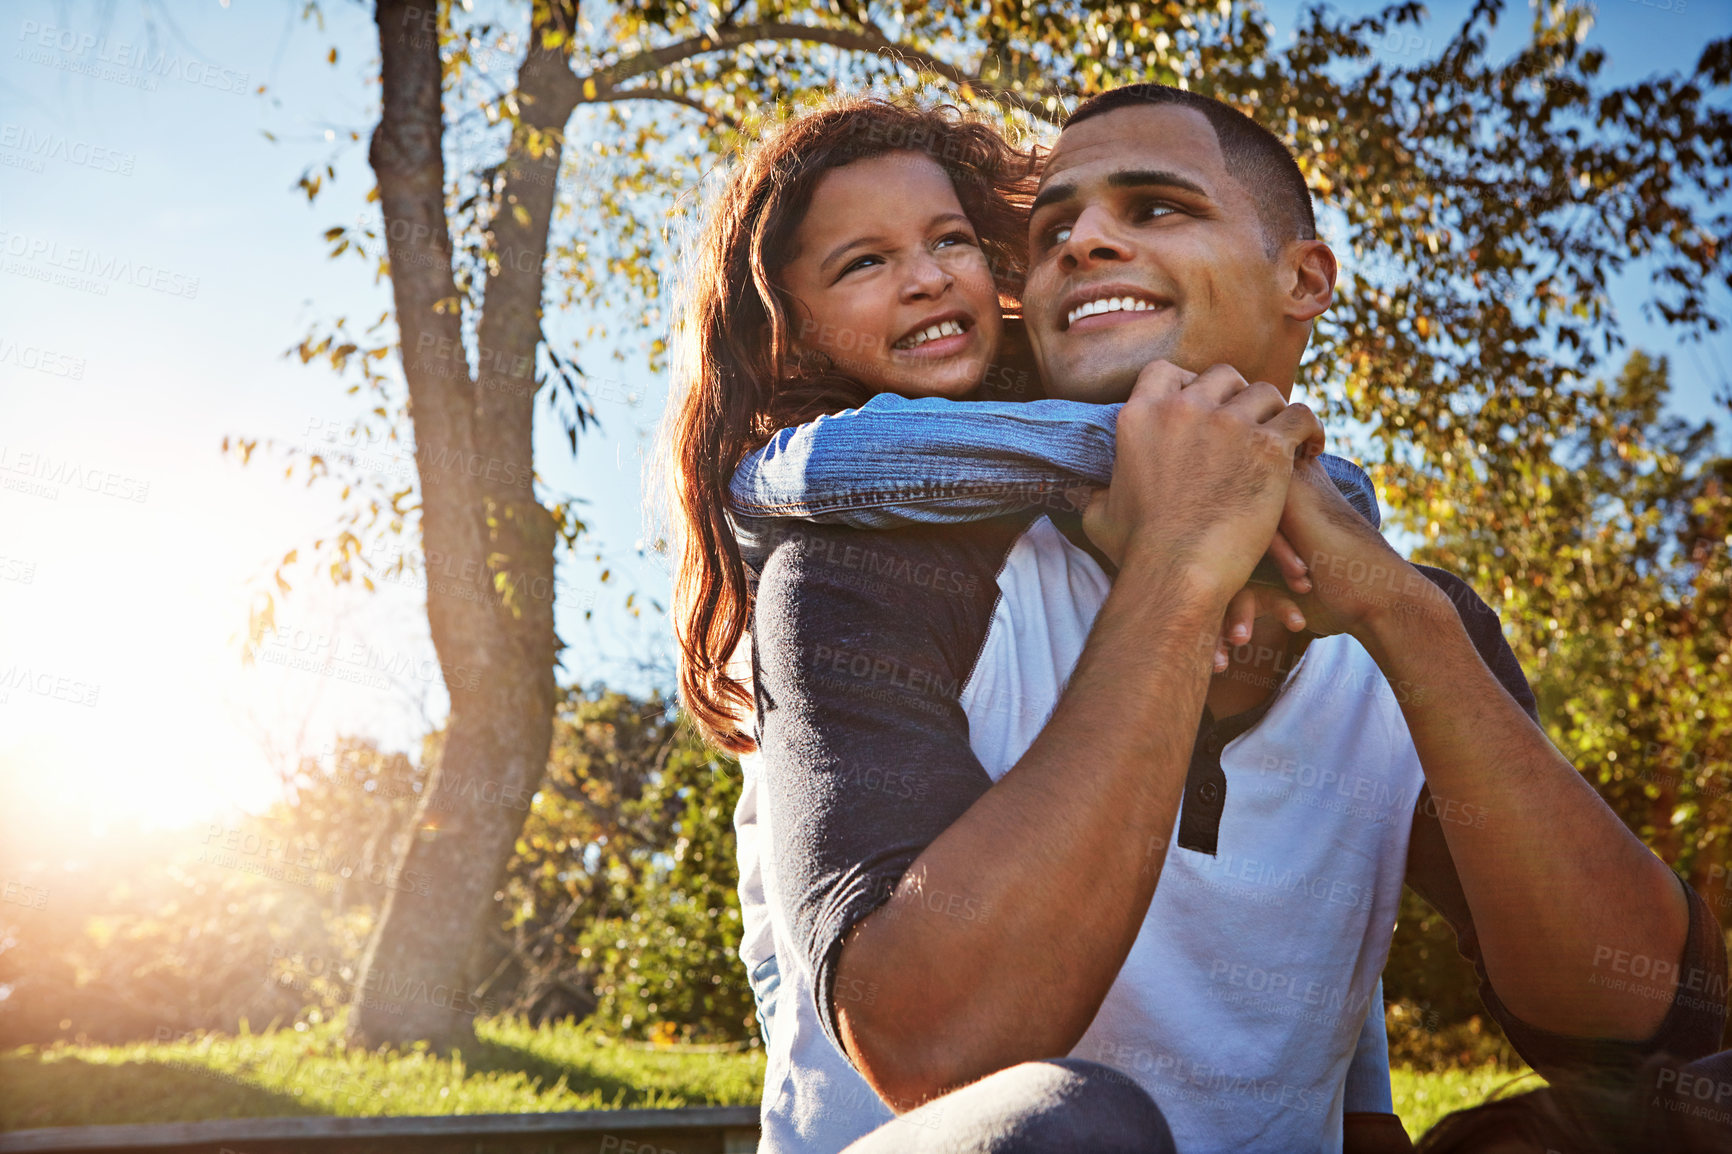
[899, 319, 965, 349]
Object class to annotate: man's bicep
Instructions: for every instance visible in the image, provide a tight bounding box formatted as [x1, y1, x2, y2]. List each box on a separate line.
[1407, 798, 1727, 1076]
[751, 532, 998, 1051]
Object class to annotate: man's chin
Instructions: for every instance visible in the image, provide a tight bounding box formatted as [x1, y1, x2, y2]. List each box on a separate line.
[1038, 352, 1156, 404]
[1033, 327, 1186, 402]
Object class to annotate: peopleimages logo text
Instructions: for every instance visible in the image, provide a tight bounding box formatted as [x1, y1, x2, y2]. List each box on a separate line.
[0, 445, 150, 503]
[0, 231, 199, 300]
[16, 22, 250, 94]
[0, 124, 135, 174]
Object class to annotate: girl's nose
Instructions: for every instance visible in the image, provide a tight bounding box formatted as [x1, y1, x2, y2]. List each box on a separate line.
[903, 252, 954, 299]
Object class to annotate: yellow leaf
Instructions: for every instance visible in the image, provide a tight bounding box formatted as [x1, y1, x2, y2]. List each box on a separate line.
[582, 78, 597, 100]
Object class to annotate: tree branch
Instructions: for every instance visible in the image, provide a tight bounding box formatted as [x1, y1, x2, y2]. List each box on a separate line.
[584, 85, 739, 131]
[473, 0, 582, 473]
[582, 21, 1059, 124]
[368, 0, 481, 574]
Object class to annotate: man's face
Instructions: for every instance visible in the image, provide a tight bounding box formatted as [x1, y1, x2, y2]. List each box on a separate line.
[1025, 104, 1291, 402]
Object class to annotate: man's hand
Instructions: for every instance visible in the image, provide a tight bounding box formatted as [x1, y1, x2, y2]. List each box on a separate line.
[1082, 361, 1324, 608]
[1074, 489, 1313, 598]
[1068, 488, 1311, 669]
[1214, 583, 1309, 670]
[1276, 457, 1450, 644]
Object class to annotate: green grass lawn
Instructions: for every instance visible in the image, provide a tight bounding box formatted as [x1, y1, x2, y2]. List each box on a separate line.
[1392, 1062, 1544, 1139]
[0, 1018, 765, 1131]
[3, 1019, 1531, 1139]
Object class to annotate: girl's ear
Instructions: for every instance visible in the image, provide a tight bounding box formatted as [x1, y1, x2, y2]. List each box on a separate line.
[779, 287, 814, 353]
[779, 292, 834, 381]
[1283, 239, 1336, 324]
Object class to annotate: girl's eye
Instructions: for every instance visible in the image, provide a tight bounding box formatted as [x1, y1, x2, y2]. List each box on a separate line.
[838, 254, 883, 278]
[935, 231, 978, 250]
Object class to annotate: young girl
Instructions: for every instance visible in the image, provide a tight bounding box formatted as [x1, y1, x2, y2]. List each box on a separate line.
[661, 98, 1395, 1152]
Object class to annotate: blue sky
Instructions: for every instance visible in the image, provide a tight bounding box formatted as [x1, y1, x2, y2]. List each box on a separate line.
[0, 0, 1725, 834]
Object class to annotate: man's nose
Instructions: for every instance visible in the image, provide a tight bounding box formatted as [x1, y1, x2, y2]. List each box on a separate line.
[1060, 205, 1131, 271]
[902, 250, 954, 299]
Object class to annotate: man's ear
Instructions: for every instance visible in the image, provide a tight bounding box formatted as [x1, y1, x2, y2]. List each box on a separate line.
[1282, 239, 1336, 323]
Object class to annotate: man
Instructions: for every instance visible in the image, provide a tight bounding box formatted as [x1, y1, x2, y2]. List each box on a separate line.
[738, 85, 1728, 1153]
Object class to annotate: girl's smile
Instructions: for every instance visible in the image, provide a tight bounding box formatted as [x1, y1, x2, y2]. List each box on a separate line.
[778, 150, 1003, 400]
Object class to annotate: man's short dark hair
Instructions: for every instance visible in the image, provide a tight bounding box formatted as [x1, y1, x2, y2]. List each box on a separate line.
[1065, 84, 1316, 255]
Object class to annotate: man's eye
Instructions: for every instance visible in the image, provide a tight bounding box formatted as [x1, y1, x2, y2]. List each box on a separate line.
[1044, 224, 1072, 248]
[1139, 201, 1179, 221]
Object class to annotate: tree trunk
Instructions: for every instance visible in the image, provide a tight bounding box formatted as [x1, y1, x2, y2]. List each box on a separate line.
[347, 0, 577, 1052]
[339, 0, 1023, 1054]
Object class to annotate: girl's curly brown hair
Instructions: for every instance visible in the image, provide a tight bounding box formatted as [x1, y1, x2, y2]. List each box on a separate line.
[662, 97, 1039, 751]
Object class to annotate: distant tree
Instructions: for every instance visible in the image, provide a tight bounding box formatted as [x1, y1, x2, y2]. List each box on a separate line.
[577, 714, 750, 1043]
[0, 739, 424, 1047]
[1440, 353, 1732, 880]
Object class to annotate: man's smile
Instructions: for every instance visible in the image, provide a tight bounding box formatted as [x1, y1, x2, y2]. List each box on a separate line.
[1056, 283, 1172, 332]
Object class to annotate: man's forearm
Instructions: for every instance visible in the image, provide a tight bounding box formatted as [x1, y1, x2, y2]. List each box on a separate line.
[834, 557, 1222, 1109]
[1362, 591, 1689, 1040]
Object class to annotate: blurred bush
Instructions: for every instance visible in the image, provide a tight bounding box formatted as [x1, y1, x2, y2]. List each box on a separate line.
[493, 687, 754, 1043]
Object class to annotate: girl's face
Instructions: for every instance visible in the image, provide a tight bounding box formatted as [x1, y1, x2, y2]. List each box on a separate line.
[778, 151, 1003, 400]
